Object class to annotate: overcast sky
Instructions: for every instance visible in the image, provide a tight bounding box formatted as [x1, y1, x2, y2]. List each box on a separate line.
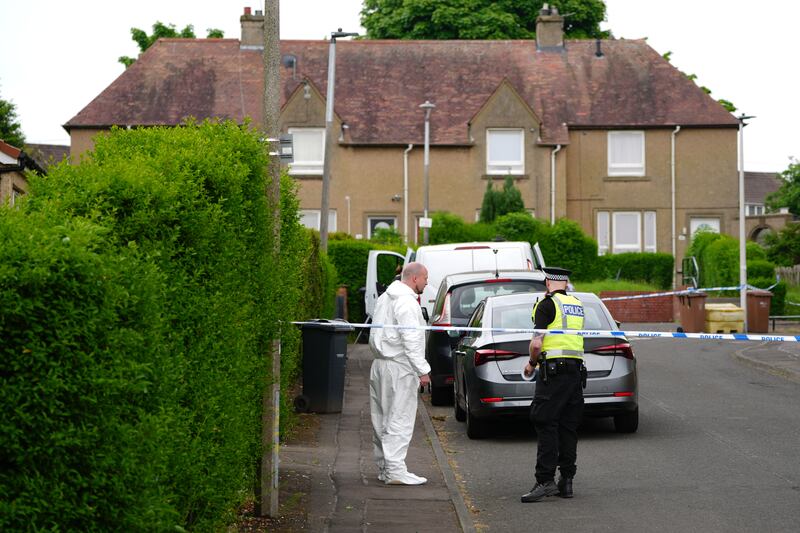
[0, 0, 796, 171]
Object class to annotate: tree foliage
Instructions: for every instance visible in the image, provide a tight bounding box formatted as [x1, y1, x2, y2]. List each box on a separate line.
[0, 91, 25, 147]
[765, 222, 800, 267]
[661, 51, 737, 113]
[479, 176, 526, 223]
[361, 0, 609, 40]
[118, 22, 225, 67]
[765, 158, 800, 216]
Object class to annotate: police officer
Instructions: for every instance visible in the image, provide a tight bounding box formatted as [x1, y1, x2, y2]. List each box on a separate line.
[521, 266, 586, 503]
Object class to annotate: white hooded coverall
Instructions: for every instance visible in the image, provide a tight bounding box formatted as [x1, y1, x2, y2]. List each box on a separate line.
[368, 280, 431, 480]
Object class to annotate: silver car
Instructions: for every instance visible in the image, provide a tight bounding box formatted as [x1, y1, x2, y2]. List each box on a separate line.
[452, 292, 638, 438]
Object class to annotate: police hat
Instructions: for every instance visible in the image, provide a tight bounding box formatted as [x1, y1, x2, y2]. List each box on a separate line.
[542, 266, 571, 281]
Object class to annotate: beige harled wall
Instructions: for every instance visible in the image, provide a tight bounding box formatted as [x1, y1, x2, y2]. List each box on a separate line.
[564, 127, 738, 267]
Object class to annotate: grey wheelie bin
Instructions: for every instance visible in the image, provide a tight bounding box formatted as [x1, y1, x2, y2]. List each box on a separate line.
[295, 319, 354, 413]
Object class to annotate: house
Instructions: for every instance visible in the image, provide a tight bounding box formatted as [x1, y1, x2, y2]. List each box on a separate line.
[64, 6, 742, 274]
[0, 140, 44, 207]
[745, 171, 793, 244]
[25, 143, 70, 171]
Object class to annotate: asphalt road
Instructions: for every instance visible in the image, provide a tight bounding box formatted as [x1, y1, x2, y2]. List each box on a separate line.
[426, 337, 800, 532]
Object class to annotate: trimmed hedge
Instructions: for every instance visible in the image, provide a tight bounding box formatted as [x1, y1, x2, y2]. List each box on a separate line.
[1, 122, 333, 531]
[599, 252, 674, 290]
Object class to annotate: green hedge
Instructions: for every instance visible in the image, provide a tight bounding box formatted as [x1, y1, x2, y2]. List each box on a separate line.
[749, 278, 786, 315]
[1, 122, 333, 531]
[599, 252, 674, 290]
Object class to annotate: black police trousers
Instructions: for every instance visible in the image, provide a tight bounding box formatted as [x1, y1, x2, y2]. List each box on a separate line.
[529, 362, 584, 483]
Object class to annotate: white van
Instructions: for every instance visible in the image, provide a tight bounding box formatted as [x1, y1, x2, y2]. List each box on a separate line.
[365, 241, 545, 320]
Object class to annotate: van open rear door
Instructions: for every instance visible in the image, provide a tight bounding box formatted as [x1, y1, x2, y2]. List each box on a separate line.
[365, 250, 406, 318]
[533, 242, 546, 269]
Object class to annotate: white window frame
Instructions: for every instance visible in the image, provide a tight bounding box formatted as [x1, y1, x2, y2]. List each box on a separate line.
[612, 211, 642, 254]
[368, 216, 397, 239]
[486, 128, 525, 175]
[746, 204, 765, 216]
[287, 127, 325, 175]
[644, 211, 657, 253]
[597, 211, 610, 255]
[608, 131, 645, 176]
[690, 217, 720, 237]
[299, 209, 337, 232]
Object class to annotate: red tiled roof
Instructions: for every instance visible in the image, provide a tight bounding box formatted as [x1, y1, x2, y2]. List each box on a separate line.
[0, 140, 22, 159]
[65, 38, 739, 145]
[745, 171, 782, 204]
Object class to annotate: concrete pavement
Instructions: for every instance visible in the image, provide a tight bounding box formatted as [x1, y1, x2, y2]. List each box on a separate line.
[280, 344, 474, 532]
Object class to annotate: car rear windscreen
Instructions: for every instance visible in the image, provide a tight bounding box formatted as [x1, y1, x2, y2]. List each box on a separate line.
[451, 281, 545, 320]
[492, 300, 612, 331]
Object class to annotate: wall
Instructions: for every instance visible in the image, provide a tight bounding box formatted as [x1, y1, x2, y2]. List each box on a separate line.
[600, 291, 675, 323]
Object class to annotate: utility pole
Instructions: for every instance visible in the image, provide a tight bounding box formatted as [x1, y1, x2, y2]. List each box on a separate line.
[320, 28, 357, 253]
[738, 114, 755, 332]
[256, 0, 281, 517]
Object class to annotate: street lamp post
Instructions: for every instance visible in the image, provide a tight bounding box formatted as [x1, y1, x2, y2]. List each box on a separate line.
[345, 195, 351, 234]
[738, 113, 755, 331]
[320, 28, 358, 253]
[420, 100, 435, 245]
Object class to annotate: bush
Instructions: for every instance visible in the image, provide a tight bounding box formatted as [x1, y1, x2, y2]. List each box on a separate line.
[540, 219, 601, 281]
[494, 211, 549, 245]
[429, 211, 477, 244]
[599, 252, 674, 290]
[747, 259, 776, 280]
[1, 122, 325, 531]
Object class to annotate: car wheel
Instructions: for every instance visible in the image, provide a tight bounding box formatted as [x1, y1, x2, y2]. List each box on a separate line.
[465, 387, 488, 439]
[614, 407, 639, 433]
[431, 384, 453, 406]
[453, 382, 466, 422]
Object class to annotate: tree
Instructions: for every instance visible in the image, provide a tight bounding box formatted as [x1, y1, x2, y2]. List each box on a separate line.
[118, 22, 225, 67]
[766, 158, 800, 215]
[765, 222, 800, 267]
[479, 176, 525, 223]
[361, 0, 609, 40]
[662, 51, 737, 113]
[0, 91, 25, 147]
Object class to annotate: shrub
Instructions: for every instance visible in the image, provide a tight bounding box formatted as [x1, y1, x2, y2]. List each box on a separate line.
[2, 122, 323, 531]
[494, 211, 549, 245]
[599, 253, 674, 290]
[429, 211, 476, 244]
[540, 218, 601, 281]
[747, 259, 776, 280]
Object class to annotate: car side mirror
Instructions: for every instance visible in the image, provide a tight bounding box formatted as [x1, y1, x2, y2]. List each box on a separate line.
[421, 307, 430, 322]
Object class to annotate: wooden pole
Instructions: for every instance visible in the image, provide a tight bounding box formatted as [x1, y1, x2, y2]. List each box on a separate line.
[256, 0, 281, 517]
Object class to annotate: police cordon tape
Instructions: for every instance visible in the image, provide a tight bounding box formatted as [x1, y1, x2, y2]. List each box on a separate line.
[599, 284, 778, 302]
[291, 320, 800, 343]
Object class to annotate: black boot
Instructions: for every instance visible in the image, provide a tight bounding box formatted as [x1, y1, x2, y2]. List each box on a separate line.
[521, 481, 558, 503]
[557, 476, 573, 498]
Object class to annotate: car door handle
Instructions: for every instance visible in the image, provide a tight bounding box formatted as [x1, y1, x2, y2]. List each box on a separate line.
[453, 350, 465, 357]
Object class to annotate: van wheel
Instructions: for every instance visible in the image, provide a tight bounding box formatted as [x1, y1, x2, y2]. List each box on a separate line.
[431, 384, 453, 406]
[454, 382, 466, 422]
[614, 407, 639, 433]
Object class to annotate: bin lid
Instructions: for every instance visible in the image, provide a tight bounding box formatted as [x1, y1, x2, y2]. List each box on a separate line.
[747, 289, 772, 295]
[300, 319, 355, 332]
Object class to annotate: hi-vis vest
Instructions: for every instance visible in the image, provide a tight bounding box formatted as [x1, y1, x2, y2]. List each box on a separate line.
[532, 293, 585, 360]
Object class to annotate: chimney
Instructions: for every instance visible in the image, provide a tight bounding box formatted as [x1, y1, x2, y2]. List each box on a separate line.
[240, 7, 265, 49]
[536, 3, 564, 50]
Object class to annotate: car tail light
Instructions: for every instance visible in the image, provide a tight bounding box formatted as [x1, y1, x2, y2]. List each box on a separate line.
[432, 292, 452, 327]
[484, 278, 514, 283]
[474, 349, 520, 366]
[480, 397, 503, 403]
[591, 342, 634, 360]
[613, 392, 634, 397]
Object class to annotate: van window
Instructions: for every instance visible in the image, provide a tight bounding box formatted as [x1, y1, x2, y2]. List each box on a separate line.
[451, 281, 544, 320]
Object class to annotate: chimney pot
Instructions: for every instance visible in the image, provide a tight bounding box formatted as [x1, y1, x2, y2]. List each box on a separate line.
[244, 6, 251, 15]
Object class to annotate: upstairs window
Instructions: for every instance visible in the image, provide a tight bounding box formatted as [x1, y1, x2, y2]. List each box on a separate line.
[608, 131, 645, 176]
[487, 129, 524, 175]
[288, 128, 325, 175]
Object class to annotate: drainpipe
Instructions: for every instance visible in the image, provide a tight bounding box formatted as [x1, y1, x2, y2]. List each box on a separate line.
[403, 144, 414, 241]
[671, 125, 681, 290]
[550, 144, 561, 224]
